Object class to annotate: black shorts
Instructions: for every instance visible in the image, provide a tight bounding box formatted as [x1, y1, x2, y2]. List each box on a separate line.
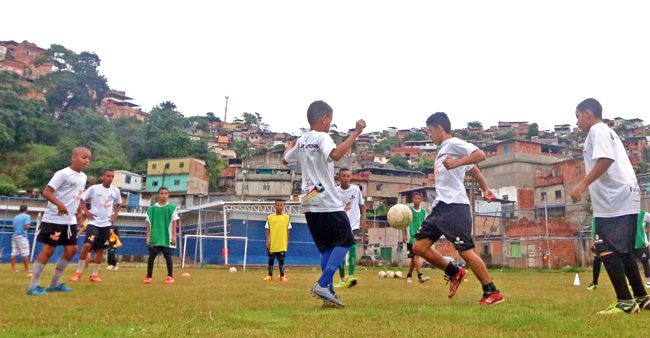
[84, 224, 111, 251]
[407, 243, 415, 258]
[415, 202, 474, 251]
[635, 247, 650, 261]
[37, 222, 78, 247]
[268, 251, 286, 260]
[305, 211, 355, 253]
[593, 214, 637, 255]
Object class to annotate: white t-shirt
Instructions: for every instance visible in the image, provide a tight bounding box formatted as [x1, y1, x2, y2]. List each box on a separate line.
[433, 137, 477, 206]
[43, 167, 87, 225]
[584, 122, 640, 217]
[81, 184, 121, 227]
[336, 185, 364, 230]
[284, 130, 343, 212]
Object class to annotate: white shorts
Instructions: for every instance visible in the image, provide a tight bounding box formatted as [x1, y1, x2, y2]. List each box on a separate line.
[11, 235, 30, 257]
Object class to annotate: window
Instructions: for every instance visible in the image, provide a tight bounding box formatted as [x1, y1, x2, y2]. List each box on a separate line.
[503, 146, 510, 154]
[165, 163, 170, 169]
[541, 192, 547, 201]
[555, 190, 562, 199]
[510, 242, 521, 258]
[376, 184, 383, 191]
[125, 175, 132, 184]
[152, 180, 159, 187]
[263, 182, 270, 191]
[174, 179, 181, 186]
[152, 163, 157, 169]
[179, 162, 185, 168]
[502, 195, 509, 201]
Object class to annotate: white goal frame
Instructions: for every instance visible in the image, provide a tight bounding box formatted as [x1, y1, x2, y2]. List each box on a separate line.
[181, 234, 248, 270]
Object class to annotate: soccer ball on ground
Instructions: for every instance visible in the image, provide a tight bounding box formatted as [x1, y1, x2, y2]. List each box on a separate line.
[229, 266, 237, 273]
[394, 271, 403, 278]
[378, 271, 387, 278]
[386, 271, 395, 278]
[387, 204, 413, 229]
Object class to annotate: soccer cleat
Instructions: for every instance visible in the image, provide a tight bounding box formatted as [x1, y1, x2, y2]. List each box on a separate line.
[406, 277, 413, 284]
[89, 275, 102, 283]
[143, 277, 152, 284]
[597, 301, 640, 315]
[26, 286, 48, 296]
[310, 283, 345, 308]
[479, 292, 504, 305]
[418, 275, 431, 284]
[645, 282, 650, 288]
[106, 265, 115, 271]
[333, 281, 346, 288]
[70, 272, 82, 282]
[113, 266, 119, 271]
[345, 276, 358, 288]
[636, 295, 650, 310]
[279, 276, 288, 282]
[445, 267, 468, 299]
[262, 276, 273, 282]
[586, 283, 598, 291]
[46, 283, 73, 292]
[163, 276, 175, 284]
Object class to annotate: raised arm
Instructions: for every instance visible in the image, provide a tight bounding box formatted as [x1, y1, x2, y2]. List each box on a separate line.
[330, 119, 366, 161]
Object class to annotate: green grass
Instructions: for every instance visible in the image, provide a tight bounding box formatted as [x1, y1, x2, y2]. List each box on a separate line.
[1, 265, 648, 337]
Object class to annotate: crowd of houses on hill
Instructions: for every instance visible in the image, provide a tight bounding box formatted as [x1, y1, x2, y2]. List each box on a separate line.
[3, 40, 650, 268]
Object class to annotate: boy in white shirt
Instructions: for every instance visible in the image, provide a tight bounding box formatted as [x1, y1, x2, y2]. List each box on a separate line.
[70, 169, 122, 283]
[27, 147, 90, 295]
[284, 100, 365, 307]
[570, 98, 648, 314]
[412, 112, 503, 305]
[334, 167, 365, 288]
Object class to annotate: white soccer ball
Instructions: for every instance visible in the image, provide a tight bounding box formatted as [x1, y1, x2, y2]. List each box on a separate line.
[229, 266, 237, 273]
[394, 271, 403, 278]
[386, 271, 395, 278]
[387, 204, 413, 229]
[378, 271, 387, 278]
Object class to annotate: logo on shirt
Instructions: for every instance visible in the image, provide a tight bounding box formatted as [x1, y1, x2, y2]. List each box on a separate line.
[299, 144, 320, 152]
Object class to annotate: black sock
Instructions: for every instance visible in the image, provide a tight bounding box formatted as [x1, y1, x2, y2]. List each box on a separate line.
[417, 272, 423, 278]
[406, 273, 412, 278]
[444, 262, 460, 277]
[621, 253, 647, 298]
[279, 257, 286, 277]
[641, 259, 650, 278]
[482, 282, 498, 293]
[600, 253, 633, 300]
[592, 256, 601, 285]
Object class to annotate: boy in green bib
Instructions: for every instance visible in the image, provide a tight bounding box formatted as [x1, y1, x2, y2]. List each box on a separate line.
[144, 187, 179, 284]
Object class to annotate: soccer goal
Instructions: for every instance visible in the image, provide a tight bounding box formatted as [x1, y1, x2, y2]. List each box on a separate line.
[181, 234, 249, 270]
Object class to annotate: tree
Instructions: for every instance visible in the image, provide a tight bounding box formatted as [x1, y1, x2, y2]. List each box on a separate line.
[403, 133, 426, 141]
[230, 140, 252, 159]
[0, 174, 17, 196]
[387, 155, 410, 169]
[414, 158, 435, 169]
[205, 153, 228, 191]
[240, 112, 270, 130]
[526, 123, 539, 140]
[373, 137, 401, 153]
[495, 129, 515, 140]
[205, 112, 221, 123]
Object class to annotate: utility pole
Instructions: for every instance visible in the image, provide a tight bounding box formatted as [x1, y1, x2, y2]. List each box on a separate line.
[224, 96, 229, 123]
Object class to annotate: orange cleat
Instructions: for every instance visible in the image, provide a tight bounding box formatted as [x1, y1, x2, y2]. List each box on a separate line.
[70, 272, 81, 282]
[143, 276, 152, 284]
[263, 276, 273, 282]
[163, 276, 175, 284]
[279, 276, 288, 282]
[89, 275, 103, 283]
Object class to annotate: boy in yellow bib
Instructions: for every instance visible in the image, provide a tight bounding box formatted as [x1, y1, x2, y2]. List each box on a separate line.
[264, 200, 292, 282]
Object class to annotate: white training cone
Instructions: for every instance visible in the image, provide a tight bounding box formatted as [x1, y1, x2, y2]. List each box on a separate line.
[573, 273, 580, 286]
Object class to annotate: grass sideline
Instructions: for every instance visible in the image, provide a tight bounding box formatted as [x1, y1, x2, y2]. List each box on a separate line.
[1, 265, 648, 337]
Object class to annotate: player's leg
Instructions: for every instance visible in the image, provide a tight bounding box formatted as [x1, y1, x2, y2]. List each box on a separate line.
[28, 244, 54, 293]
[635, 248, 650, 286]
[10, 237, 18, 271]
[146, 246, 161, 279]
[622, 219, 647, 300]
[264, 251, 274, 281]
[459, 248, 500, 302]
[162, 247, 174, 278]
[10, 255, 17, 272]
[48, 243, 77, 291]
[587, 256, 601, 290]
[89, 248, 105, 282]
[278, 251, 287, 282]
[345, 244, 357, 286]
[107, 247, 117, 269]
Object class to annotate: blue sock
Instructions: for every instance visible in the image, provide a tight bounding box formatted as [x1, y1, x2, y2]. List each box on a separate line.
[320, 249, 333, 273]
[318, 246, 349, 287]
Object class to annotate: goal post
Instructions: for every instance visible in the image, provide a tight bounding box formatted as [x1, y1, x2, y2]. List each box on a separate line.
[181, 234, 249, 270]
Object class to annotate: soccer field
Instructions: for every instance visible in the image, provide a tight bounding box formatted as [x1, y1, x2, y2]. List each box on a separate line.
[1, 265, 648, 337]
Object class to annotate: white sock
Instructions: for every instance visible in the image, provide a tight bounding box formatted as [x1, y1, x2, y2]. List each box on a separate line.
[76, 259, 86, 274]
[92, 263, 100, 276]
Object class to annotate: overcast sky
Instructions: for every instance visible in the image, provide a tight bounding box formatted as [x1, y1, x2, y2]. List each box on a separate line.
[4, 1, 649, 134]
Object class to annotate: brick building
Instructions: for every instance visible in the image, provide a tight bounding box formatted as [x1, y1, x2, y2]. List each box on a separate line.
[100, 90, 147, 121]
[0, 40, 52, 79]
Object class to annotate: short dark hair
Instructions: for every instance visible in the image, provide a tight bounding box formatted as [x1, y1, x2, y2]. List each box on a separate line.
[274, 199, 285, 204]
[307, 100, 333, 124]
[19, 205, 28, 212]
[102, 168, 114, 175]
[412, 192, 422, 198]
[338, 167, 351, 174]
[576, 98, 602, 119]
[426, 112, 451, 133]
[158, 187, 169, 193]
